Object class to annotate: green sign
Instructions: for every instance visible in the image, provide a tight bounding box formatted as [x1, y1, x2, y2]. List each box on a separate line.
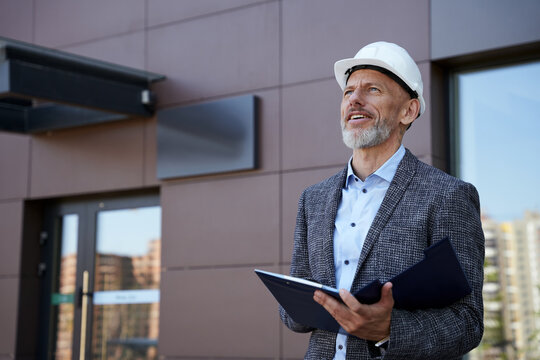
[51, 293, 74, 305]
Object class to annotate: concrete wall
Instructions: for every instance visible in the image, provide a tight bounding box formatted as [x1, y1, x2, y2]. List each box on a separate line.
[0, 0, 538, 358]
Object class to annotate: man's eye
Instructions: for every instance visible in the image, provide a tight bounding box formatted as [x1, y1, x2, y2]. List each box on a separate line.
[369, 87, 380, 92]
[344, 90, 353, 96]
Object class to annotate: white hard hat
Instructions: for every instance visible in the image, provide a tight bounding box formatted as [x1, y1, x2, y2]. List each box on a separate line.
[334, 41, 425, 116]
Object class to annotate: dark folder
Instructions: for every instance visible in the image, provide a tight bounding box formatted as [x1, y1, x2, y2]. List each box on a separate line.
[255, 237, 472, 333]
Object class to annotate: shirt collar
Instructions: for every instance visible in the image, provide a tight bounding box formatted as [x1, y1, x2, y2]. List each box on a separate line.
[345, 145, 406, 188]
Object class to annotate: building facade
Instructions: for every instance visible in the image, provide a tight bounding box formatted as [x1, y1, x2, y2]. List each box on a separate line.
[1, 0, 540, 359]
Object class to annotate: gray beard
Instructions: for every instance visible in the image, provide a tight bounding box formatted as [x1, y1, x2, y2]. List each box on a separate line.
[341, 120, 391, 149]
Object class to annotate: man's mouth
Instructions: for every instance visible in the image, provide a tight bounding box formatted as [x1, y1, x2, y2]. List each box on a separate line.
[347, 111, 372, 122]
[350, 114, 366, 120]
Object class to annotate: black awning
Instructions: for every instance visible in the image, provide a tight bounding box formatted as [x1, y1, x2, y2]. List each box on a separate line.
[0, 37, 165, 133]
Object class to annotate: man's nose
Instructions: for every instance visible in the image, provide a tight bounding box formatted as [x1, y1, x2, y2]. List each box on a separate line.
[348, 88, 365, 105]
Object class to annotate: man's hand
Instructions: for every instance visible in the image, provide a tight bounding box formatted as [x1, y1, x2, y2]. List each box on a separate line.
[313, 282, 394, 341]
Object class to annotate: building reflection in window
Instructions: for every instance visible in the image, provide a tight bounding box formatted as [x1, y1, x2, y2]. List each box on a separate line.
[92, 206, 161, 360]
[52, 214, 79, 360]
[456, 61, 540, 360]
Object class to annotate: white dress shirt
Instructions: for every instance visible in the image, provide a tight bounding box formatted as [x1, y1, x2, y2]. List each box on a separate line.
[332, 145, 405, 359]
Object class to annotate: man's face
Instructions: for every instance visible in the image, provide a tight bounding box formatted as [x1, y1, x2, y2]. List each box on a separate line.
[340, 69, 411, 150]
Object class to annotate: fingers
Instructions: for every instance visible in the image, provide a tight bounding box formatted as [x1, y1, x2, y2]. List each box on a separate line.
[339, 289, 362, 312]
[379, 282, 394, 308]
[340, 283, 394, 312]
[313, 290, 339, 309]
[313, 290, 333, 306]
[315, 283, 394, 316]
[313, 290, 347, 319]
[314, 286, 393, 341]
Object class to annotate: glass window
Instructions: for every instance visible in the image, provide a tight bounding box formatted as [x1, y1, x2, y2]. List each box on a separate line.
[51, 214, 79, 360]
[92, 206, 161, 360]
[455, 61, 540, 359]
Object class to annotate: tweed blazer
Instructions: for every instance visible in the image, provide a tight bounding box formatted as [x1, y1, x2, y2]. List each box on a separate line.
[280, 149, 484, 360]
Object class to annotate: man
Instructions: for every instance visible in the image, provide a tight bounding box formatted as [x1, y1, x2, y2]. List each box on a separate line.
[280, 41, 484, 359]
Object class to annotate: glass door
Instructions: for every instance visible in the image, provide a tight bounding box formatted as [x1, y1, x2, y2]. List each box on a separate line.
[40, 194, 161, 360]
[91, 206, 161, 359]
[50, 214, 80, 360]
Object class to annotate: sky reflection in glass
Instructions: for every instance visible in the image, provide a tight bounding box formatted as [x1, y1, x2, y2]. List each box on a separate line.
[457, 61, 540, 221]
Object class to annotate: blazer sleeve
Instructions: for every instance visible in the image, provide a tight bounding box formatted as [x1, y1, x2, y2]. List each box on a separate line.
[279, 189, 317, 333]
[383, 181, 485, 359]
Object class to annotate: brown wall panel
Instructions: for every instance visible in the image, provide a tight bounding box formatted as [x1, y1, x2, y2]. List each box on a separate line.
[148, 1, 279, 106]
[0, 133, 29, 200]
[147, 0, 269, 27]
[417, 154, 434, 167]
[30, 120, 146, 198]
[61, 31, 146, 70]
[161, 174, 279, 268]
[0, 201, 23, 276]
[0, 0, 34, 43]
[281, 78, 350, 170]
[0, 278, 18, 357]
[159, 266, 280, 358]
[281, 323, 310, 359]
[431, 0, 540, 60]
[144, 117, 160, 186]
[281, 0, 430, 85]
[402, 61, 433, 160]
[34, 0, 145, 48]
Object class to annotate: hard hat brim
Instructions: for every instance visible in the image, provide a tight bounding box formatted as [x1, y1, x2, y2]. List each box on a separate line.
[334, 57, 425, 116]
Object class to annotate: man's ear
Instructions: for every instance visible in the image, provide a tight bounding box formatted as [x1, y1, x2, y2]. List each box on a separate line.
[401, 98, 420, 128]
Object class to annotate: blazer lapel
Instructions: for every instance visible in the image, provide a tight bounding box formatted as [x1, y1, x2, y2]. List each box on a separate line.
[321, 167, 347, 288]
[355, 150, 418, 276]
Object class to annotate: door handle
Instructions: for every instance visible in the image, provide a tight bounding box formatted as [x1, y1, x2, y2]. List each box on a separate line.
[79, 270, 90, 360]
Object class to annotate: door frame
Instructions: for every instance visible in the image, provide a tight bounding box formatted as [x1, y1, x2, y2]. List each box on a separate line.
[37, 191, 160, 360]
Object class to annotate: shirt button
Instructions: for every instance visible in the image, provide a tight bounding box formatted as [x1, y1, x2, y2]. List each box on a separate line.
[338, 345, 343, 350]
[362, 188, 367, 193]
[351, 222, 356, 227]
[344, 260, 349, 265]
[354, 177, 358, 182]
